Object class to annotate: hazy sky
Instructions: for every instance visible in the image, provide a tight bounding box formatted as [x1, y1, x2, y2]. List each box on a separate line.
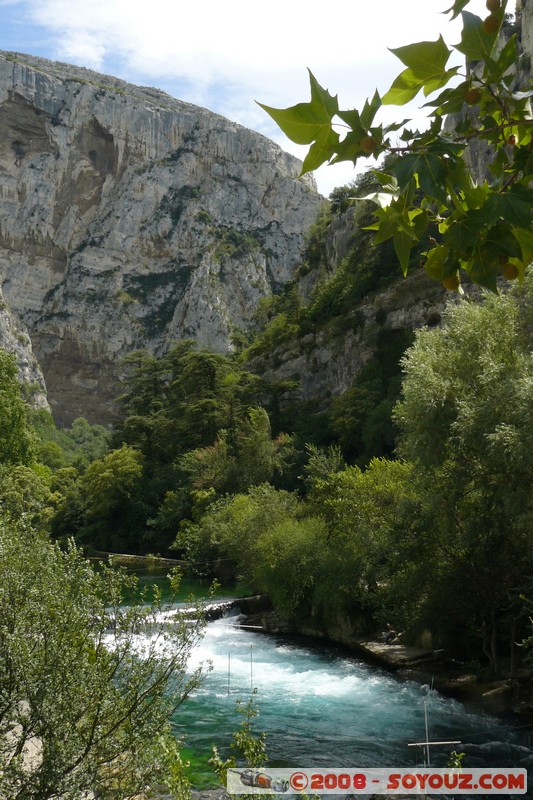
[0, 0, 489, 196]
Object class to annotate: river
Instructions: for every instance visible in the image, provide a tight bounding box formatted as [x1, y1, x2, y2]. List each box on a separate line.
[127, 567, 533, 793]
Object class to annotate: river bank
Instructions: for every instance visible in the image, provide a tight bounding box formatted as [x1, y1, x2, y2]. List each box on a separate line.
[90, 559, 533, 722]
[235, 602, 533, 721]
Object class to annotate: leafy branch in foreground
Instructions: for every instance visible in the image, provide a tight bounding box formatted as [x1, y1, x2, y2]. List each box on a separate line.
[0, 524, 205, 800]
[258, 0, 533, 291]
[209, 695, 267, 799]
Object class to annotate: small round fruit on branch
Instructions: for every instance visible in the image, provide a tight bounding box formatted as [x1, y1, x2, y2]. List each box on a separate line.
[501, 262, 519, 280]
[359, 136, 378, 155]
[507, 134, 517, 146]
[464, 86, 482, 105]
[486, 0, 500, 11]
[442, 273, 460, 291]
[483, 14, 500, 34]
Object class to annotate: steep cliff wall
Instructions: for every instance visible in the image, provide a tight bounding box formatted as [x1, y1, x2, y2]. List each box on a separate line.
[251, 271, 450, 410]
[0, 52, 322, 424]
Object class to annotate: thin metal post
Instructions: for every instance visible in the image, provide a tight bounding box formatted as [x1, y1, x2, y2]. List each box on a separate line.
[227, 653, 231, 696]
[250, 644, 253, 692]
[424, 700, 430, 767]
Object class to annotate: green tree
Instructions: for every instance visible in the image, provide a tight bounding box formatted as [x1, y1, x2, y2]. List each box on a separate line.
[0, 464, 55, 527]
[83, 445, 144, 518]
[0, 518, 203, 800]
[0, 349, 34, 465]
[178, 407, 293, 497]
[394, 275, 533, 671]
[175, 484, 302, 584]
[110, 344, 268, 552]
[30, 411, 110, 470]
[254, 515, 325, 614]
[53, 446, 146, 553]
[260, 0, 532, 290]
[304, 456, 416, 624]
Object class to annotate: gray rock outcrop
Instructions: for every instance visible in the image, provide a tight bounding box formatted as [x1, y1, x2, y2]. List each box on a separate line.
[250, 270, 452, 409]
[0, 52, 322, 424]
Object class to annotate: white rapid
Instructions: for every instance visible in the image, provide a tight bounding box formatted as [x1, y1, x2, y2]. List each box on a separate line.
[171, 613, 532, 787]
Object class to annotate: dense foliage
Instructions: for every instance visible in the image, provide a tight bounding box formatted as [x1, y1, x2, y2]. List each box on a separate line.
[176, 275, 533, 673]
[0, 350, 204, 799]
[259, 0, 533, 292]
[0, 524, 202, 799]
[5, 277, 530, 677]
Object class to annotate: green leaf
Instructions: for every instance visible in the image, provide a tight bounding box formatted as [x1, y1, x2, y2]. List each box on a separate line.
[393, 229, 413, 276]
[484, 224, 523, 260]
[373, 170, 399, 192]
[384, 37, 460, 105]
[301, 127, 340, 173]
[358, 191, 395, 208]
[455, 11, 499, 63]
[513, 227, 533, 264]
[469, 245, 499, 291]
[486, 185, 533, 229]
[424, 244, 450, 280]
[444, 0, 470, 20]
[391, 152, 449, 203]
[383, 70, 426, 105]
[329, 130, 367, 165]
[337, 108, 366, 139]
[256, 69, 338, 149]
[383, 67, 460, 106]
[409, 208, 430, 239]
[365, 208, 398, 244]
[360, 90, 382, 131]
[463, 182, 490, 209]
[443, 209, 487, 252]
[423, 82, 472, 114]
[383, 118, 411, 134]
[389, 36, 452, 77]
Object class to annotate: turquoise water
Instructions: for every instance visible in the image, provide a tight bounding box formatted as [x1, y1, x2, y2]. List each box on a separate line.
[174, 614, 532, 789]
[128, 570, 532, 792]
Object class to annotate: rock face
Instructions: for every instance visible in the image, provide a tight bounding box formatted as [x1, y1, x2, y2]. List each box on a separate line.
[252, 269, 454, 409]
[0, 52, 321, 424]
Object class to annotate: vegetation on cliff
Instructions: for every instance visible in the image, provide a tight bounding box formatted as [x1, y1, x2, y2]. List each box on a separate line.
[177, 275, 533, 675]
[6, 269, 529, 676]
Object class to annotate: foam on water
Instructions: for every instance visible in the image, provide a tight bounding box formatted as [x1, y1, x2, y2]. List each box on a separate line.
[167, 614, 531, 782]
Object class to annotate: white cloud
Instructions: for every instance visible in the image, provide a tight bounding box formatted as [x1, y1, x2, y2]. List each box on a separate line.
[10, 0, 491, 194]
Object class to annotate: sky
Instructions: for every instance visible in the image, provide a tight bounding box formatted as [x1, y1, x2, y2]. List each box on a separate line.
[0, 0, 490, 197]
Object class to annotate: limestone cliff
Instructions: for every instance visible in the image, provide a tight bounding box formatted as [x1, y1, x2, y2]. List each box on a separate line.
[251, 269, 451, 412]
[0, 52, 321, 424]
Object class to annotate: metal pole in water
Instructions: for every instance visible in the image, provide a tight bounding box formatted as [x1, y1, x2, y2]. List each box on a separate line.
[250, 644, 253, 692]
[228, 653, 231, 696]
[424, 700, 430, 767]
